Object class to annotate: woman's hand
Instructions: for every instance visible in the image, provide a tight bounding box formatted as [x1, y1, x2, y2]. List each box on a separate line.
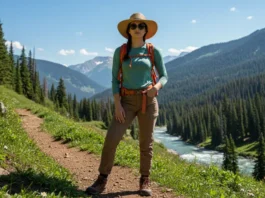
[115, 102, 126, 123]
[143, 84, 160, 97]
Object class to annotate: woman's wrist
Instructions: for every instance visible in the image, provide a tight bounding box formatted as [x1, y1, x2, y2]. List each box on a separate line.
[154, 82, 162, 91]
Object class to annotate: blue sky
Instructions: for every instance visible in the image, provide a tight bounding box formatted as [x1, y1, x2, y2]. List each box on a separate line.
[1, 0, 264, 66]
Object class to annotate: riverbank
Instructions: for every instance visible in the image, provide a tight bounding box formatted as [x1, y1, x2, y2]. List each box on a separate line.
[159, 126, 257, 160]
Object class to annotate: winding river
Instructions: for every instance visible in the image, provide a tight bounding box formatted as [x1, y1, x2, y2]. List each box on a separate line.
[154, 127, 255, 176]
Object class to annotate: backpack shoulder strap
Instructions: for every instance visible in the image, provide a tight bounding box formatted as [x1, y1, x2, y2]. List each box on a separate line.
[146, 43, 157, 85]
[118, 43, 127, 82]
[120, 43, 127, 65]
[146, 43, 155, 67]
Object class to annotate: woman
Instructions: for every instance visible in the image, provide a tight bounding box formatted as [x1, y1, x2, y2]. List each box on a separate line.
[86, 12, 168, 196]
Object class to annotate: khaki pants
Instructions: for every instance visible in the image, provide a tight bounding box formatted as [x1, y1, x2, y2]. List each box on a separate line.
[98, 94, 159, 176]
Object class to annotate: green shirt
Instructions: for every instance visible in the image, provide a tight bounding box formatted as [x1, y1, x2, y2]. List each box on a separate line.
[112, 43, 168, 95]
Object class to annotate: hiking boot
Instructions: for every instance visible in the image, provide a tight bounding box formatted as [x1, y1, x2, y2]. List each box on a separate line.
[139, 176, 152, 196]
[85, 175, 107, 195]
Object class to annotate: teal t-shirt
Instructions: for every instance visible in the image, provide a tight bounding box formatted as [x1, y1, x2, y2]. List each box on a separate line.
[112, 43, 168, 95]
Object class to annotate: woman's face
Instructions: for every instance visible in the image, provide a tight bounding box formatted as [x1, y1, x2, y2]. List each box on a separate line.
[128, 21, 147, 39]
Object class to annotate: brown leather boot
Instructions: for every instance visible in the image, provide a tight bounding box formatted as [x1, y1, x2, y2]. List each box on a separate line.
[139, 176, 152, 196]
[85, 175, 107, 195]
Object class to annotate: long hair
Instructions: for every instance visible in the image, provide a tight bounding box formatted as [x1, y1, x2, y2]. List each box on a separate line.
[123, 23, 148, 61]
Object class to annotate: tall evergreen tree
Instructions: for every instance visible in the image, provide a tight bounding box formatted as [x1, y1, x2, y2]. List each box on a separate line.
[253, 133, 265, 181]
[56, 78, 68, 110]
[28, 50, 35, 82]
[73, 94, 79, 120]
[222, 135, 232, 171]
[222, 135, 238, 174]
[15, 59, 22, 94]
[20, 46, 33, 99]
[43, 77, 48, 98]
[33, 71, 41, 103]
[8, 41, 16, 89]
[0, 22, 12, 86]
[229, 134, 239, 174]
[49, 83, 56, 102]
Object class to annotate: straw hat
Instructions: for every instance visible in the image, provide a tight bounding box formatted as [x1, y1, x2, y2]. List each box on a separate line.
[117, 13, 158, 39]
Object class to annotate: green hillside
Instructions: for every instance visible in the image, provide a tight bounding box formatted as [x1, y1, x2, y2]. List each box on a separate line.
[1, 86, 265, 197]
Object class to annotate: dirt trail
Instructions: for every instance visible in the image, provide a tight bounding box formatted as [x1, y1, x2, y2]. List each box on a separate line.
[16, 109, 181, 198]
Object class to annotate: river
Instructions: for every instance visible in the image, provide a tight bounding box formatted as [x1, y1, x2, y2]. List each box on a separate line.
[154, 127, 255, 176]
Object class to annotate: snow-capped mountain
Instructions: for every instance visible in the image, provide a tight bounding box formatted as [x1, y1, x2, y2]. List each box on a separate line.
[69, 56, 113, 88]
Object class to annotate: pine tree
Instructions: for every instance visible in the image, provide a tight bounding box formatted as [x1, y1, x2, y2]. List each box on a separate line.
[0, 22, 12, 86]
[20, 46, 33, 99]
[67, 94, 73, 118]
[49, 83, 56, 102]
[73, 94, 79, 120]
[43, 77, 48, 98]
[56, 78, 68, 110]
[222, 135, 232, 171]
[8, 41, 16, 89]
[222, 135, 238, 174]
[253, 133, 265, 181]
[229, 134, 239, 174]
[33, 71, 41, 103]
[15, 59, 22, 94]
[28, 50, 35, 82]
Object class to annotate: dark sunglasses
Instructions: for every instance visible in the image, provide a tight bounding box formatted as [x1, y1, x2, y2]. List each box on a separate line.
[130, 23, 146, 30]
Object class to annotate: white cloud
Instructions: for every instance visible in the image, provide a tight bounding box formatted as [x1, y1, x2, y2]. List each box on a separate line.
[80, 49, 98, 56]
[105, 47, 114, 53]
[37, 48, 44, 51]
[76, 32, 83, 36]
[168, 46, 198, 55]
[5, 41, 23, 49]
[63, 64, 68, 67]
[230, 7, 236, 12]
[247, 16, 253, 20]
[59, 49, 75, 56]
[191, 20, 197, 24]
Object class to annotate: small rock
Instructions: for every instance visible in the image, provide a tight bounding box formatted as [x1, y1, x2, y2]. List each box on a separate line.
[166, 188, 173, 192]
[0, 168, 9, 176]
[0, 102, 7, 116]
[64, 153, 69, 158]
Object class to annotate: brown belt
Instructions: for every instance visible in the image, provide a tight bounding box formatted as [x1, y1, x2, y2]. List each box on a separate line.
[120, 85, 153, 114]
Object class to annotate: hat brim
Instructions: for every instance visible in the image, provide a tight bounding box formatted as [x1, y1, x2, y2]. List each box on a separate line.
[117, 19, 158, 39]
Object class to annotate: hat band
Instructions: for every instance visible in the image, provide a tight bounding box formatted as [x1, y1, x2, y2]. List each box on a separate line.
[131, 17, 145, 20]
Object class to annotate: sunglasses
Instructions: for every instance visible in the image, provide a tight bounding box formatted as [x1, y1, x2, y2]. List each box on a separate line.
[129, 23, 146, 30]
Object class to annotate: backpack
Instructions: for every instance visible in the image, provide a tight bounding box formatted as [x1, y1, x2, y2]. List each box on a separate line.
[117, 43, 158, 91]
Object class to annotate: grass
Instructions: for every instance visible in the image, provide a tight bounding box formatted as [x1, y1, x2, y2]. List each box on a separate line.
[1, 85, 265, 198]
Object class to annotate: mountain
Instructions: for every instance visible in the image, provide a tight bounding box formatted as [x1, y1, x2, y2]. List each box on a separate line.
[69, 56, 112, 88]
[92, 28, 265, 103]
[163, 56, 178, 64]
[160, 27, 265, 104]
[163, 52, 189, 63]
[14, 55, 105, 101]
